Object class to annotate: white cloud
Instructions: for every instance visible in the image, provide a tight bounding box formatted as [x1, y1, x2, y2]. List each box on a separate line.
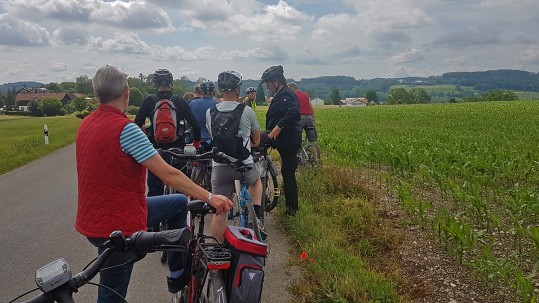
[0, 13, 50, 46]
[389, 49, 425, 64]
[220, 45, 288, 61]
[51, 63, 67, 72]
[520, 46, 539, 64]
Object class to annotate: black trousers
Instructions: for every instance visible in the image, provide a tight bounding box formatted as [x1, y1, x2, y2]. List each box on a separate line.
[276, 143, 300, 215]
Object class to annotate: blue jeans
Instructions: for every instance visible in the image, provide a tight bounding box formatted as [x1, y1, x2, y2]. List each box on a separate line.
[87, 194, 188, 303]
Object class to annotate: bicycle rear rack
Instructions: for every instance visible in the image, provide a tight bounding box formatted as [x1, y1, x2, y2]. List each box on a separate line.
[198, 241, 231, 270]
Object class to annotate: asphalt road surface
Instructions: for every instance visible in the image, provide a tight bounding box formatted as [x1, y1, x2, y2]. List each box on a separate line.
[1, 144, 297, 302]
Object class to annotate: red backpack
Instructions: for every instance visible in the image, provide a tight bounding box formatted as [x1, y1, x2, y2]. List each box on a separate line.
[152, 98, 179, 144]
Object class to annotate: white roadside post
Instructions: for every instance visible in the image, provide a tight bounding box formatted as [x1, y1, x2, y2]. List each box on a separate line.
[44, 124, 49, 145]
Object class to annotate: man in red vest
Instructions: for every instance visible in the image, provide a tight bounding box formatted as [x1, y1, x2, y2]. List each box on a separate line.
[288, 82, 318, 146]
[76, 65, 233, 303]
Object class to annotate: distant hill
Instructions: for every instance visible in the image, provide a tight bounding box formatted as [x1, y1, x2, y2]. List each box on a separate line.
[0, 81, 44, 93]
[2, 69, 538, 101]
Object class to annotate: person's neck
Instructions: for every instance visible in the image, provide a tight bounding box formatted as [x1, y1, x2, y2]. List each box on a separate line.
[104, 98, 126, 112]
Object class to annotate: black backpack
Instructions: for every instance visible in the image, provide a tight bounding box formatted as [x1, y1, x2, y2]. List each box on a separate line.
[210, 104, 250, 163]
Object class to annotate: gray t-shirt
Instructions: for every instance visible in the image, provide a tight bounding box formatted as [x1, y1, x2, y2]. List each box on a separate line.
[206, 101, 260, 165]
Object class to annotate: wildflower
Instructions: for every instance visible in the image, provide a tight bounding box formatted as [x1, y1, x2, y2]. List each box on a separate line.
[300, 251, 308, 261]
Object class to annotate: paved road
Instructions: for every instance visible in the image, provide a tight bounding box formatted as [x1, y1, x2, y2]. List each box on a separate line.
[1, 144, 296, 302]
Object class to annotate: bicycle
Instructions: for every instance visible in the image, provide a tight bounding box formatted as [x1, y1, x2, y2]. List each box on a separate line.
[10, 227, 191, 303]
[297, 126, 321, 166]
[157, 147, 215, 264]
[10, 200, 231, 303]
[214, 152, 267, 243]
[253, 144, 280, 213]
[174, 200, 231, 303]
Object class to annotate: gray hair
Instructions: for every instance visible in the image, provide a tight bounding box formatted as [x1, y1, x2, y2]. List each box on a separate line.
[92, 65, 128, 103]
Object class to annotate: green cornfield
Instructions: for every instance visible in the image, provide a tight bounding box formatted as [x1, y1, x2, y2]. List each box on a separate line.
[316, 101, 539, 302]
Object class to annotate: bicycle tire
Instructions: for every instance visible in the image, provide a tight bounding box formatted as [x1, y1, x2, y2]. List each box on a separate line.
[245, 201, 262, 241]
[305, 143, 321, 165]
[202, 270, 228, 303]
[229, 193, 242, 228]
[263, 171, 280, 212]
[297, 146, 309, 166]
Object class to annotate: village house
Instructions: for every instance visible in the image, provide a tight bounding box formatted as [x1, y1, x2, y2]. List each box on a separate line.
[311, 97, 325, 106]
[341, 97, 368, 107]
[15, 88, 79, 111]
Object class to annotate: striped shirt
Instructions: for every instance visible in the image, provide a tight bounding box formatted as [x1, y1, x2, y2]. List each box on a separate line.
[119, 122, 157, 163]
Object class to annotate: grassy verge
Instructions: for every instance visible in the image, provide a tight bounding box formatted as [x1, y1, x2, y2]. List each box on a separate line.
[0, 116, 81, 175]
[279, 165, 403, 302]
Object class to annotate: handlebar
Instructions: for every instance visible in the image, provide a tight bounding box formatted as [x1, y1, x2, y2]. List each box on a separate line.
[160, 148, 214, 161]
[18, 229, 190, 303]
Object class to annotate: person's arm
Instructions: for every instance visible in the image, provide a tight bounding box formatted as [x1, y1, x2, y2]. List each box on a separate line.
[248, 108, 260, 147]
[143, 155, 232, 215]
[120, 123, 232, 214]
[251, 129, 260, 147]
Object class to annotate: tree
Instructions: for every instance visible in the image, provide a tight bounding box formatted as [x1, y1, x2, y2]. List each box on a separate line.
[28, 100, 42, 116]
[129, 87, 144, 107]
[40, 97, 64, 116]
[410, 87, 431, 104]
[365, 89, 379, 104]
[5, 87, 16, 110]
[482, 89, 519, 101]
[387, 88, 412, 104]
[0, 92, 5, 108]
[76, 75, 93, 95]
[45, 82, 61, 92]
[71, 97, 87, 113]
[329, 86, 341, 105]
[256, 83, 266, 105]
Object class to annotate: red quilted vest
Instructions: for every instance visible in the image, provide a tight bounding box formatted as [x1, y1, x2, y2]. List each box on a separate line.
[75, 104, 147, 238]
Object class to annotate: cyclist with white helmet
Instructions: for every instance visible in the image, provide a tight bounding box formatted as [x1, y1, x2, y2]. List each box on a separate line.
[242, 86, 257, 110]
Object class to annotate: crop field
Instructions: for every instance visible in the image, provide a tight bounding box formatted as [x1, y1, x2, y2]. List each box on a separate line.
[315, 101, 539, 301]
[390, 84, 476, 94]
[0, 116, 81, 174]
[515, 92, 539, 100]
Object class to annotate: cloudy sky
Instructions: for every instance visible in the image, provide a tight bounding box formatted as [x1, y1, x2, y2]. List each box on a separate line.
[1, 0, 538, 84]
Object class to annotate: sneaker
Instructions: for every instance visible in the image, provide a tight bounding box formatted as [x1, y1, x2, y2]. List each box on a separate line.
[167, 276, 187, 294]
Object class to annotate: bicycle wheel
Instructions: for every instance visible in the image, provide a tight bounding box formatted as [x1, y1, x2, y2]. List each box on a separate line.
[201, 270, 228, 303]
[306, 143, 321, 165]
[229, 192, 242, 227]
[245, 201, 264, 242]
[262, 170, 280, 212]
[297, 146, 309, 166]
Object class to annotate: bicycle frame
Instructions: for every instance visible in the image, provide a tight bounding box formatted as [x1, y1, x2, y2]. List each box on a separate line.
[179, 201, 231, 303]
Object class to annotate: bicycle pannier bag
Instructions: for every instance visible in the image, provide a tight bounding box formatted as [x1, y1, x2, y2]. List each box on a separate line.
[152, 97, 179, 144]
[224, 225, 267, 303]
[210, 104, 250, 163]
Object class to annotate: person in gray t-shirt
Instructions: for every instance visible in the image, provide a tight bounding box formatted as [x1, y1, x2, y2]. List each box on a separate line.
[206, 71, 262, 242]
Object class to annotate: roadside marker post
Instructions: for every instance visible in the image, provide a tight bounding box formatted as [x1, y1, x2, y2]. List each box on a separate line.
[44, 124, 49, 145]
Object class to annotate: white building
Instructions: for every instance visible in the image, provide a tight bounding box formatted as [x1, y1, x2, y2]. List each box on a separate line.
[311, 97, 325, 106]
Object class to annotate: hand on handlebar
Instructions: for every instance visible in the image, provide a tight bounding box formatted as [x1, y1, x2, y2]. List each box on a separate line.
[268, 125, 281, 140]
[208, 194, 234, 215]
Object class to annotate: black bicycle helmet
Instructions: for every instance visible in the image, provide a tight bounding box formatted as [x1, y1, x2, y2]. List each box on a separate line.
[260, 65, 283, 83]
[199, 81, 215, 94]
[217, 71, 242, 91]
[152, 69, 173, 86]
[245, 87, 256, 94]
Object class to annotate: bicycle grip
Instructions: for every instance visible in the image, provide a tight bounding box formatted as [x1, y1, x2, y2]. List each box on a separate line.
[130, 229, 191, 253]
